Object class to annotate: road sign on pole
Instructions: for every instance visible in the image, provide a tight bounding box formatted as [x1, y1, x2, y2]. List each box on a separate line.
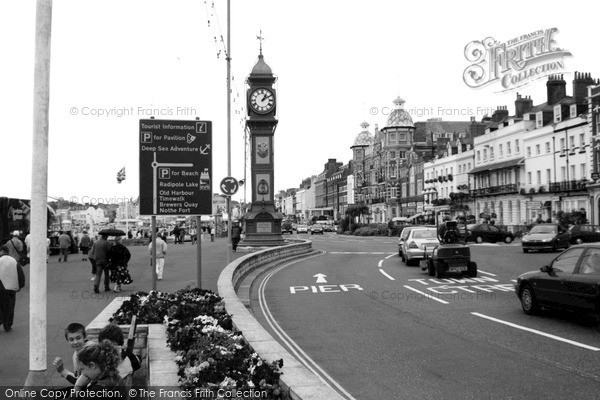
[220, 176, 239, 196]
[139, 119, 212, 215]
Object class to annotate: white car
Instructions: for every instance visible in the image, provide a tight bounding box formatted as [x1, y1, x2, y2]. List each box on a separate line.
[296, 224, 309, 234]
[401, 227, 440, 265]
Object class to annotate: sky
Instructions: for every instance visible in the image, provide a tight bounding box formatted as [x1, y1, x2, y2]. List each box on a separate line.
[2, 1, 600, 206]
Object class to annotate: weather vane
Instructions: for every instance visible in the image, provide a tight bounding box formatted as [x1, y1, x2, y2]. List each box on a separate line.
[256, 29, 264, 55]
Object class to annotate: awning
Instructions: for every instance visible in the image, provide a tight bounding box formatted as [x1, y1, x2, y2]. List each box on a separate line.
[468, 158, 524, 174]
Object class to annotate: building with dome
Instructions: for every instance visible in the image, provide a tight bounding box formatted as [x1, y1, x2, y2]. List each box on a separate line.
[351, 96, 486, 221]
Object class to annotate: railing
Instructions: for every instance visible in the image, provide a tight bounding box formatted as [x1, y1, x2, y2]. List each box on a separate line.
[398, 194, 425, 204]
[548, 180, 587, 192]
[470, 183, 519, 197]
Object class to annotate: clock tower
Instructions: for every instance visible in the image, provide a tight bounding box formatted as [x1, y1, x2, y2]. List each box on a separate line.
[239, 51, 285, 247]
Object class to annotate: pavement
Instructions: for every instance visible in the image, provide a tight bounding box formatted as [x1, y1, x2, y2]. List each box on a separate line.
[0, 236, 242, 386]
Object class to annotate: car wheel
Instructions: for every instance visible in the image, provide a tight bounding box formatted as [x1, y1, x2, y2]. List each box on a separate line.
[520, 285, 540, 315]
[427, 261, 435, 276]
[575, 238, 583, 245]
[476, 236, 483, 244]
[435, 263, 445, 278]
[504, 236, 513, 244]
[523, 248, 529, 253]
[401, 253, 405, 263]
[552, 243, 557, 253]
[467, 261, 477, 277]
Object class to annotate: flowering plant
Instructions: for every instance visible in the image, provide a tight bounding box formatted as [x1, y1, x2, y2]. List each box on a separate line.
[112, 287, 284, 399]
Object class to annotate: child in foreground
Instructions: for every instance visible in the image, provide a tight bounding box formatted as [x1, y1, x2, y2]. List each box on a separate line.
[52, 322, 87, 384]
[73, 340, 124, 395]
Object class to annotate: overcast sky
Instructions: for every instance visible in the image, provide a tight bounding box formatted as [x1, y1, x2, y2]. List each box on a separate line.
[2, 1, 599, 205]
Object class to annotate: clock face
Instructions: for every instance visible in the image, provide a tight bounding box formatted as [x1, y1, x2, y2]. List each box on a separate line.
[250, 88, 275, 114]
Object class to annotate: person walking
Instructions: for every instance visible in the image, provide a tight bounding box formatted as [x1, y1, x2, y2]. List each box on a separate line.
[207, 224, 214, 242]
[231, 222, 242, 252]
[79, 230, 92, 261]
[6, 231, 23, 265]
[172, 225, 180, 244]
[0, 244, 25, 331]
[148, 234, 167, 280]
[189, 226, 197, 245]
[107, 236, 132, 293]
[178, 226, 185, 244]
[92, 234, 113, 293]
[58, 231, 72, 262]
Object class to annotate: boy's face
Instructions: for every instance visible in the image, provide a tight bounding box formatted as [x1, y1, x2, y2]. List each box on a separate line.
[80, 362, 102, 380]
[66, 331, 86, 351]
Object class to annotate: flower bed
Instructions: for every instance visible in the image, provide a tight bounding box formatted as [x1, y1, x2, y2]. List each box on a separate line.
[111, 287, 285, 399]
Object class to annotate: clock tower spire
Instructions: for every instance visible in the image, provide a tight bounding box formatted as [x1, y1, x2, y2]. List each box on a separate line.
[239, 51, 285, 248]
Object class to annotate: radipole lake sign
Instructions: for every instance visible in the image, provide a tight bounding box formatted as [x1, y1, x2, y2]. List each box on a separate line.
[139, 119, 212, 215]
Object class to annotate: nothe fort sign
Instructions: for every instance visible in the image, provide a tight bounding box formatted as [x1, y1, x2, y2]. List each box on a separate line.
[139, 119, 212, 216]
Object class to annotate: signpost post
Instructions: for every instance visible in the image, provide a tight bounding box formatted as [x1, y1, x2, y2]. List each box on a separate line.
[139, 119, 212, 288]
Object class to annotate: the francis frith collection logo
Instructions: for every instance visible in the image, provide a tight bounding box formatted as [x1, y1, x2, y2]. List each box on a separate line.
[463, 28, 572, 92]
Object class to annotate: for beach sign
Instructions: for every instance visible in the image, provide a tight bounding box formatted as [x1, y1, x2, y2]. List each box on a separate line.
[463, 28, 572, 92]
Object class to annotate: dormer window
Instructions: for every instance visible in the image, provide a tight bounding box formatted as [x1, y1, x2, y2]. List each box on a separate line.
[536, 111, 543, 128]
[554, 105, 562, 123]
[570, 104, 577, 119]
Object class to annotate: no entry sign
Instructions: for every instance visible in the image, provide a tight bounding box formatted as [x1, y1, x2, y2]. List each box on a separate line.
[139, 119, 212, 215]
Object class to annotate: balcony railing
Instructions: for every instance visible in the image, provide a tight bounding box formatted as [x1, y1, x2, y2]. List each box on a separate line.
[398, 194, 425, 204]
[470, 183, 519, 197]
[548, 180, 587, 192]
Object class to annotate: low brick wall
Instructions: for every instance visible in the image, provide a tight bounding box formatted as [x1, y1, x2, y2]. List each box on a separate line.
[218, 241, 345, 400]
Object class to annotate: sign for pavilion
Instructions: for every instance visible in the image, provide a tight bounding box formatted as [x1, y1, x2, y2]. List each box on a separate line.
[463, 28, 572, 92]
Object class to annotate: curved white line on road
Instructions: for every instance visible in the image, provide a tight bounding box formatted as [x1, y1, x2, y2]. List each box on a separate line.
[385, 253, 396, 260]
[377, 260, 383, 268]
[258, 255, 359, 400]
[404, 285, 449, 305]
[378, 269, 395, 280]
[471, 312, 600, 351]
[477, 270, 497, 276]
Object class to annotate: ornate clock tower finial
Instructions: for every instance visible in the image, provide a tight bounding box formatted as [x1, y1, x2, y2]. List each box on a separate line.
[238, 51, 284, 248]
[256, 29, 264, 55]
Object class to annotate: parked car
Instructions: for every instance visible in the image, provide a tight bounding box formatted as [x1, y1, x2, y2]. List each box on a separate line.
[515, 244, 600, 317]
[296, 224, 309, 234]
[310, 224, 324, 235]
[282, 221, 294, 234]
[401, 227, 440, 265]
[398, 226, 418, 259]
[569, 224, 600, 245]
[322, 224, 334, 232]
[466, 223, 514, 244]
[522, 223, 570, 253]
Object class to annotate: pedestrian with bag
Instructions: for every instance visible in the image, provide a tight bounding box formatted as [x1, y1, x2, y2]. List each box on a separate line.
[231, 222, 242, 252]
[0, 244, 25, 331]
[107, 236, 132, 292]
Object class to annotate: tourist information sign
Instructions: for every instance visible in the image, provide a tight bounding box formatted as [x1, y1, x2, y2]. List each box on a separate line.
[139, 119, 212, 215]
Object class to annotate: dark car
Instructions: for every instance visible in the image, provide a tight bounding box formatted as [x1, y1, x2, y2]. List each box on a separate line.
[466, 223, 514, 244]
[569, 224, 600, 245]
[515, 244, 600, 317]
[309, 224, 324, 235]
[521, 223, 570, 253]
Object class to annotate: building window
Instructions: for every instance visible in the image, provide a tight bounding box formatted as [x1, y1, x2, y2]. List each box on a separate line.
[570, 165, 576, 180]
[507, 142, 512, 155]
[570, 104, 577, 118]
[390, 151, 396, 159]
[561, 166, 566, 181]
[468, 162, 471, 170]
[536, 170, 541, 184]
[581, 163, 586, 179]
[560, 138, 565, 151]
[499, 144, 503, 157]
[477, 151, 481, 162]
[546, 168, 551, 183]
[399, 133, 406, 141]
[535, 144, 540, 155]
[526, 146, 531, 157]
[545, 142, 551, 153]
[569, 136, 575, 151]
[515, 139, 520, 153]
[489, 147, 494, 160]
[580, 133, 585, 148]
[527, 172, 532, 185]
[554, 105, 562, 123]
[390, 133, 396, 143]
[536, 111, 543, 128]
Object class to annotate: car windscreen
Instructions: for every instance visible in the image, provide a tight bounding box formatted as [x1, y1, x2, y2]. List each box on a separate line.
[530, 225, 557, 234]
[412, 229, 437, 239]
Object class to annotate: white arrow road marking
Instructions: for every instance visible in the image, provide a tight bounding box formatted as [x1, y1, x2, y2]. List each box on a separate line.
[313, 273, 327, 283]
[471, 312, 600, 351]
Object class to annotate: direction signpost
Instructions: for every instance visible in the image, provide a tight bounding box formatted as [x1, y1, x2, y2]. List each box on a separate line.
[139, 119, 212, 289]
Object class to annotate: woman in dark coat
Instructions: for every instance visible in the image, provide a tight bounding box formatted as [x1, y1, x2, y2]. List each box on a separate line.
[107, 237, 132, 292]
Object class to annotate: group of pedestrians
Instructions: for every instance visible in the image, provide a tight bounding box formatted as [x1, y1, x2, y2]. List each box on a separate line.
[90, 233, 132, 293]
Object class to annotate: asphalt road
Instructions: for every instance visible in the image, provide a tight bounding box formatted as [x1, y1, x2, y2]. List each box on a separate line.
[252, 233, 600, 399]
[0, 237, 238, 386]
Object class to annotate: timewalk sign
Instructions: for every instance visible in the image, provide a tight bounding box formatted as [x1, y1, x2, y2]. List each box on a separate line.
[139, 119, 212, 215]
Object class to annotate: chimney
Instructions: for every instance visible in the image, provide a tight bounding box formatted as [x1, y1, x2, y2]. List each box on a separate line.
[491, 106, 509, 123]
[547, 74, 567, 105]
[573, 72, 595, 104]
[514, 93, 533, 118]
